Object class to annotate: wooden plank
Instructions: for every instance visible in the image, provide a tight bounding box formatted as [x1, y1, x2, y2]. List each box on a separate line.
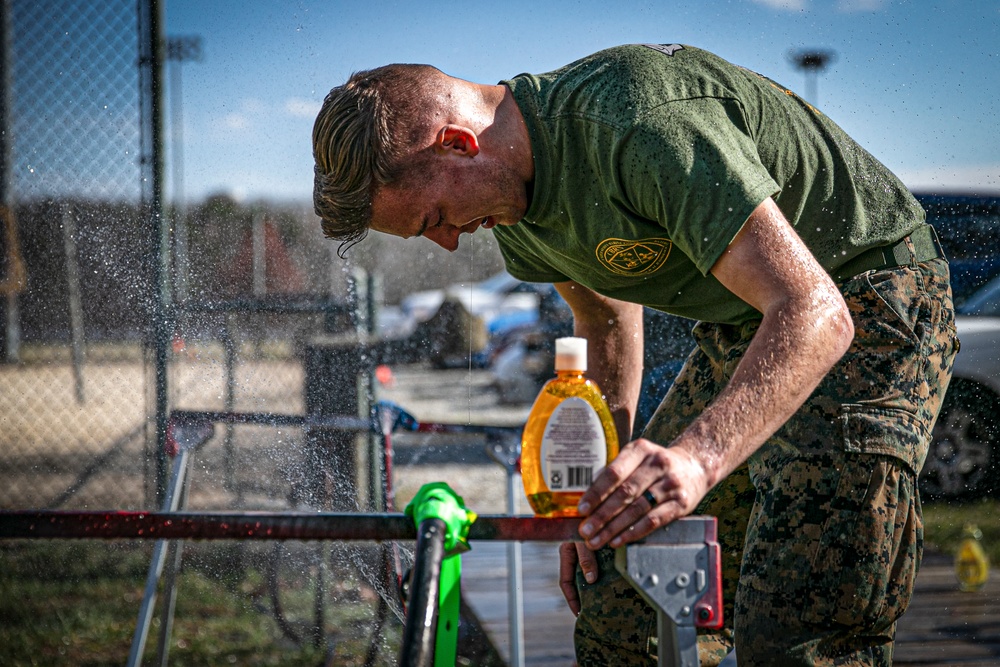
[463, 541, 576, 667]
[894, 551, 1000, 666]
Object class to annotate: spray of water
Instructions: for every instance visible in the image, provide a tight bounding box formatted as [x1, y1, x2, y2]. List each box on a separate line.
[468, 235, 475, 424]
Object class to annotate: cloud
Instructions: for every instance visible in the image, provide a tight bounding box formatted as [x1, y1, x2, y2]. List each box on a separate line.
[241, 98, 268, 115]
[899, 164, 1000, 195]
[836, 0, 888, 11]
[222, 113, 250, 130]
[751, 0, 890, 11]
[285, 97, 322, 118]
[216, 100, 269, 132]
[752, 0, 806, 9]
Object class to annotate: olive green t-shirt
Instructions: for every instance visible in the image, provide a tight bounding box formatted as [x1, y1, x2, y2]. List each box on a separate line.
[494, 44, 925, 324]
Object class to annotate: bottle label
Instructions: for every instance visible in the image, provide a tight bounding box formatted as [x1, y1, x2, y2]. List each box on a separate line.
[541, 397, 607, 491]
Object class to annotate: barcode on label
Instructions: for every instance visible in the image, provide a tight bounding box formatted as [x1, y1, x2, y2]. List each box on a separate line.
[568, 466, 593, 488]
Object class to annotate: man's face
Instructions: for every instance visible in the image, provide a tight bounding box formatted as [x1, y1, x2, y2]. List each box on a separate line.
[370, 151, 528, 252]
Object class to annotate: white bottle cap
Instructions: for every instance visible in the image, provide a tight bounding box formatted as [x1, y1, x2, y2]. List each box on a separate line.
[554, 337, 587, 371]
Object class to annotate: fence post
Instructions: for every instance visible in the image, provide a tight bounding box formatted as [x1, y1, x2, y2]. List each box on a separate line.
[303, 333, 370, 510]
[0, 0, 17, 363]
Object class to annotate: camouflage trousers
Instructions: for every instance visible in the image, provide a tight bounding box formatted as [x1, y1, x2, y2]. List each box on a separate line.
[574, 257, 958, 666]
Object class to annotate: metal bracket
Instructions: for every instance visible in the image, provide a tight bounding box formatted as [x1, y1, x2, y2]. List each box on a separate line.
[615, 516, 723, 667]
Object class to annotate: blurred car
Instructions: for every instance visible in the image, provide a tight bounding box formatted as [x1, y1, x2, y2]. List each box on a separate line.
[400, 271, 543, 326]
[920, 273, 1000, 499]
[489, 294, 695, 417]
[487, 284, 574, 402]
[916, 192, 1000, 307]
[398, 271, 554, 368]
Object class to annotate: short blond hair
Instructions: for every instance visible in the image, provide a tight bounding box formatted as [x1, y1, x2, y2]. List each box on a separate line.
[312, 64, 440, 255]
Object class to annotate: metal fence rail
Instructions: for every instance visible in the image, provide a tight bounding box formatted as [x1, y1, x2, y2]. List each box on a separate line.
[0, 510, 582, 542]
[0, 510, 724, 667]
[0, 509, 580, 667]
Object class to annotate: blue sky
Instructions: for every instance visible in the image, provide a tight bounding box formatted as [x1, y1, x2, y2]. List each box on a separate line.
[165, 0, 999, 204]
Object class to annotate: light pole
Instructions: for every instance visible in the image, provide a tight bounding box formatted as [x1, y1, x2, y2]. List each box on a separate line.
[788, 48, 836, 106]
[166, 35, 202, 303]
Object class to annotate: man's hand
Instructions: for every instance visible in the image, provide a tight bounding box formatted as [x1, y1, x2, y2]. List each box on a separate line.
[558, 542, 601, 616]
[575, 438, 710, 550]
[558, 439, 709, 615]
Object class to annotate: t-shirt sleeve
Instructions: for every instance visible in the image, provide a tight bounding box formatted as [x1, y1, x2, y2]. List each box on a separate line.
[617, 97, 780, 275]
[491, 226, 571, 284]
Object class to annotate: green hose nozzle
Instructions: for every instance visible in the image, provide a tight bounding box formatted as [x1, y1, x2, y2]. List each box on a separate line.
[404, 482, 477, 666]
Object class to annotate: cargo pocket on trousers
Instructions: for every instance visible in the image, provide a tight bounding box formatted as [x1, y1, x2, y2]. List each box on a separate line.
[799, 452, 920, 632]
[839, 404, 930, 475]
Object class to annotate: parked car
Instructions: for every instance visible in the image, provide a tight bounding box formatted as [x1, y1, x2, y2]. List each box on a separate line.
[915, 192, 1000, 307]
[488, 294, 695, 413]
[396, 271, 555, 368]
[488, 285, 574, 402]
[911, 192, 1000, 499]
[920, 273, 1000, 499]
[400, 271, 544, 326]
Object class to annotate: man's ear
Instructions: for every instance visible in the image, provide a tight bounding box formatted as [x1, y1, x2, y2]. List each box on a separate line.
[434, 125, 480, 157]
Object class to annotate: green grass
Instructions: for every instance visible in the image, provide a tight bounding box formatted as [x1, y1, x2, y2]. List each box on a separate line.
[0, 540, 400, 666]
[922, 497, 1000, 564]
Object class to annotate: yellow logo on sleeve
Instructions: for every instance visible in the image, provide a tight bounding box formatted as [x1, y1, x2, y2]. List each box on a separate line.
[595, 238, 672, 276]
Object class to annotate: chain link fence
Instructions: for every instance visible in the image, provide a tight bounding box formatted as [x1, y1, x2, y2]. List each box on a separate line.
[0, 5, 400, 660]
[0, 3, 514, 661]
[0, 0, 503, 514]
[0, 0, 155, 510]
[0, 0, 354, 514]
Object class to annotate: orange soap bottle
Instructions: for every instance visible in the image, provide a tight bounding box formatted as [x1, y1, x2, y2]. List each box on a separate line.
[521, 337, 619, 517]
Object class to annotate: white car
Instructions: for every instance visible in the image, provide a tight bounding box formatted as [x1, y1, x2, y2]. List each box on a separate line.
[400, 271, 542, 327]
[920, 275, 1000, 498]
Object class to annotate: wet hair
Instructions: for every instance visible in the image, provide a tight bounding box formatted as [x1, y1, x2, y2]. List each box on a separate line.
[312, 63, 442, 256]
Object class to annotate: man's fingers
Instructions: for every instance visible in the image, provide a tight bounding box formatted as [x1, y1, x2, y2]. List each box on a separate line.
[558, 542, 582, 616]
[578, 442, 666, 544]
[577, 440, 649, 514]
[576, 440, 712, 550]
[605, 490, 688, 548]
[576, 542, 599, 584]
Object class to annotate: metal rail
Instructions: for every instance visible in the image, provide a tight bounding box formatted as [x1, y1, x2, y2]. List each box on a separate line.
[169, 409, 370, 431]
[0, 510, 582, 542]
[0, 509, 580, 667]
[0, 510, 723, 666]
[127, 417, 210, 666]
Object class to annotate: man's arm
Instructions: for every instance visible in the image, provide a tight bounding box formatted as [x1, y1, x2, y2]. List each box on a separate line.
[575, 196, 855, 550]
[554, 281, 644, 445]
[685, 197, 855, 485]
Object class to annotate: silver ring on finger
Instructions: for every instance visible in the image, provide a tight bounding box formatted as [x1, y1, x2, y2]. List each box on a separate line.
[641, 489, 658, 509]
